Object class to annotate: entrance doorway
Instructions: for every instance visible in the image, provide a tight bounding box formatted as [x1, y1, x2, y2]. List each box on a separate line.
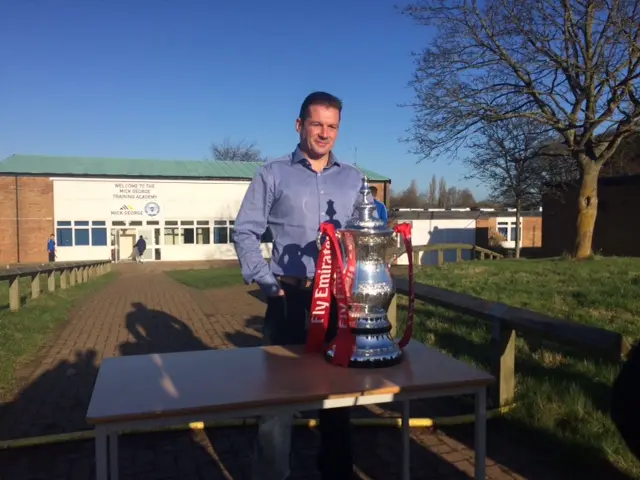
[117, 229, 137, 261]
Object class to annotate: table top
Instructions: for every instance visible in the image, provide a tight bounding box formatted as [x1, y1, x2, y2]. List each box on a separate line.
[86, 339, 494, 425]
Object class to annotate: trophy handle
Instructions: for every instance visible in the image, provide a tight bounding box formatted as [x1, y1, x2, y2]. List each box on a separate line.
[316, 230, 345, 264]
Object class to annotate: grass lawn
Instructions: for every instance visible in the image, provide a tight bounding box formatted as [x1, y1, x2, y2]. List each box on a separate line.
[0, 272, 116, 398]
[166, 267, 246, 290]
[394, 257, 640, 477]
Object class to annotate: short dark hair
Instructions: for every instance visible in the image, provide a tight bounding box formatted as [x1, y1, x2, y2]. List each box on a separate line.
[299, 91, 342, 122]
[369, 186, 378, 195]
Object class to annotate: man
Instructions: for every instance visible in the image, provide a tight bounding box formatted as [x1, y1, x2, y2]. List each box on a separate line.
[369, 185, 388, 224]
[47, 234, 56, 262]
[134, 235, 146, 263]
[233, 91, 363, 480]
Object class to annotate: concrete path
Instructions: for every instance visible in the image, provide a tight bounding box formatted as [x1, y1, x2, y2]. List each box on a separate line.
[0, 266, 599, 479]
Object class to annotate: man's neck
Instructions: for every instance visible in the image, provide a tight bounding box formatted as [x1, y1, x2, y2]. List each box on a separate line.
[301, 149, 331, 173]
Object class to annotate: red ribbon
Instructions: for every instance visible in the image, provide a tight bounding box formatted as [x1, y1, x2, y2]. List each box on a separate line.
[306, 221, 415, 366]
[305, 223, 355, 366]
[394, 222, 414, 348]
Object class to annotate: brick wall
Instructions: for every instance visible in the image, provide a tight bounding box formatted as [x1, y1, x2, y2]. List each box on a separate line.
[0, 176, 54, 264]
[522, 217, 542, 247]
[476, 215, 541, 249]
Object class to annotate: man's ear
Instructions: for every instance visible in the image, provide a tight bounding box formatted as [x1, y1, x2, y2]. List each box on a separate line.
[295, 117, 303, 133]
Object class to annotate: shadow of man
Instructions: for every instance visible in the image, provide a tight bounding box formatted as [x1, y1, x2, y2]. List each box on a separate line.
[0, 349, 100, 441]
[119, 302, 211, 356]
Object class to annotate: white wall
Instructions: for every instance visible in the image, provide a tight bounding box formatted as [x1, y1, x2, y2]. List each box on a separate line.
[394, 218, 477, 266]
[52, 177, 272, 262]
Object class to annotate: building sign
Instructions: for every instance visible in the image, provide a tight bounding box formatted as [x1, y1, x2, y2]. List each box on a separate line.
[112, 182, 158, 200]
[110, 182, 161, 217]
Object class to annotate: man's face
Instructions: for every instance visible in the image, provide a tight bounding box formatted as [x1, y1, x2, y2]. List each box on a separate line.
[296, 105, 340, 160]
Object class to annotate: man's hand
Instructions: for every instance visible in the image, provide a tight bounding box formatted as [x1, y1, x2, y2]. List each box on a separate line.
[275, 289, 285, 297]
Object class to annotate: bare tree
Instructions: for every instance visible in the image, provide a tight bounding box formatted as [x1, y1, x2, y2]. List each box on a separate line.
[426, 174, 438, 206]
[211, 137, 267, 162]
[466, 118, 552, 257]
[399, 0, 640, 258]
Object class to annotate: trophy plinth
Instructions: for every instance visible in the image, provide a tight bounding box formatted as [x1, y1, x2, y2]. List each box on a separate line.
[324, 177, 402, 368]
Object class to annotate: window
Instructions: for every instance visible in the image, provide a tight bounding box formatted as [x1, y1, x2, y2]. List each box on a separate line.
[214, 220, 233, 244]
[56, 220, 108, 247]
[146, 220, 160, 226]
[164, 227, 179, 245]
[129, 220, 143, 226]
[196, 220, 210, 244]
[497, 222, 509, 239]
[496, 219, 522, 244]
[180, 220, 195, 244]
[91, 221, 108, 246]
[56, 221, 73, 247]
[74, 220, 90, 246]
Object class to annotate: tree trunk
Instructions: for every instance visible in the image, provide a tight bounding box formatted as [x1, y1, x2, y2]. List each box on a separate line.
[573, 163, 602, 259]
[515, 198, 521, 259]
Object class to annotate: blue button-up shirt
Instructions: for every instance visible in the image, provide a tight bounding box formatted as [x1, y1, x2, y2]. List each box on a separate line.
[232, 145, 364, 297]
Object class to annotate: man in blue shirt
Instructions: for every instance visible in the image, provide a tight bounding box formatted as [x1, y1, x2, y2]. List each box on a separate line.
[233, 92, 362, 480]
[369, 185, 388, 224]
[47, 234, 56, 262]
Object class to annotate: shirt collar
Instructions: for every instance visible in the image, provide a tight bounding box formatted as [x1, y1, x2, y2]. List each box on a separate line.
[291, 144, 341, 167]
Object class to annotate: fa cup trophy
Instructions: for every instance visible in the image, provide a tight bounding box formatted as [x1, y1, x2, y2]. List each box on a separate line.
[306, 176, 414, 368]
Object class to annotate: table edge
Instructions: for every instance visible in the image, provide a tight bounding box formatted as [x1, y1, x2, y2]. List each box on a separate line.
[86, 377, 494, 426]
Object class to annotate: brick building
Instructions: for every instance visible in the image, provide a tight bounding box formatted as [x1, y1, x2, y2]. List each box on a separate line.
[0, 154, 390, 264]
[542, 174, 640, 257]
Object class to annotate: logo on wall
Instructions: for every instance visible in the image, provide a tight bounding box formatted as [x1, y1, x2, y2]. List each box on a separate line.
[144, 202, 161, 217]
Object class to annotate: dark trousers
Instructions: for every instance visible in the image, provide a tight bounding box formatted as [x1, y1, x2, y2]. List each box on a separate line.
[264, 282, 353, 480]
[48, 252, 55, 262]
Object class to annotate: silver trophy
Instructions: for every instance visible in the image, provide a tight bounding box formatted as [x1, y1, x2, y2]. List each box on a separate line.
[323, 176, 403, 368]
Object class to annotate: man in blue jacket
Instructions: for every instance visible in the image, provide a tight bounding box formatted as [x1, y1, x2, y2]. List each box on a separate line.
[369, 185, 388, 224]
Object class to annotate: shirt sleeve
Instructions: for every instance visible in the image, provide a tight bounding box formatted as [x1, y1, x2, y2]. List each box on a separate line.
[232, 166, 281, 297]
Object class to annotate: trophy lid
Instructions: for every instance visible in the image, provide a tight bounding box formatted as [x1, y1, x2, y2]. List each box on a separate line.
[343, 176, 394, 234]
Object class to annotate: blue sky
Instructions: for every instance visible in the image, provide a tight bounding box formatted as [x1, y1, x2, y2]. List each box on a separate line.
[0, 0, 488, 199]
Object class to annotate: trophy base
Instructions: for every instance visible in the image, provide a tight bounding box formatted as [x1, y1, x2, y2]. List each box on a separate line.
[325, 333, 403, 369]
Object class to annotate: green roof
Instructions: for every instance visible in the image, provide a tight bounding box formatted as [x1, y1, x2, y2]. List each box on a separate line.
[0, 154, 391, 182]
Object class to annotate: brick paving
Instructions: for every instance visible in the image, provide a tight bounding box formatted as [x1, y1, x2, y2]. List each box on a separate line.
[0, 264, 584, 479]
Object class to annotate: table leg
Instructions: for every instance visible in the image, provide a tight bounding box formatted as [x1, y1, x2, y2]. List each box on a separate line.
[95, 426, 108, 480]
[474, 387, 487, 479]
[402, 399, 410, 480]
[109, 432, 119, 480]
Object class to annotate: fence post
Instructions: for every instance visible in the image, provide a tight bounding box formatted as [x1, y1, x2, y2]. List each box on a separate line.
[456, 248, 462, 262]
[437, 249, 444, 266]
[60, 269, 68, 289]
[48, 270, 56, 292]
[31, 273, 41, 299]
[490, 319, 516, 408]
[70, 268, 77, 286]
[9, 275, 20, 311]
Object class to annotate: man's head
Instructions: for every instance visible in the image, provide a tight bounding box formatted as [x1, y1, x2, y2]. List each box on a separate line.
[296, 91, 342, 161]
[369, 186, 378, 199]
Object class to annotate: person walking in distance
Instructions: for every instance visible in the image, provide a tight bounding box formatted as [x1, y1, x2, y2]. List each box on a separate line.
[47, 234, 56, 262]
[134, 235, 146, 263]
[233, 91, 363, 480]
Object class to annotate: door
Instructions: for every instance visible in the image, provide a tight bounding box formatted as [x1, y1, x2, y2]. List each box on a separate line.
[118, 230, 136, 261]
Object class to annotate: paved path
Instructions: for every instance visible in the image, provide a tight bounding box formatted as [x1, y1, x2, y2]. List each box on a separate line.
[0, 267, 590, 479]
